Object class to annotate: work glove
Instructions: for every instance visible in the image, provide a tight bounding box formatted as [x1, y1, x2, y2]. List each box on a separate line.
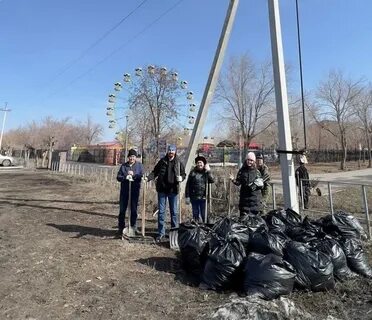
[229, 174, 235, 181]
[253, 178, 264, 188]
[126, 175, 134, 182]
[176, 175, 183, 182]
[185, 197, 191, 205]
[143, 176, 148, 182]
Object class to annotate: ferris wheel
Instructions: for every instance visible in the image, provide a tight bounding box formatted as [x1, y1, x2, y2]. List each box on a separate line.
[105, 65, 198, 146]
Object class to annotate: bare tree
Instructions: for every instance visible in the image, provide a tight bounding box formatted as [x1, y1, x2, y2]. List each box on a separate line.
[355, 85, 372, 167]
[79, 115, 103, 145]
[215, 54, 275, 155]
[127, 66, 186, 157]
[315, 70, 365, 170]
[4, 116, 103, 154]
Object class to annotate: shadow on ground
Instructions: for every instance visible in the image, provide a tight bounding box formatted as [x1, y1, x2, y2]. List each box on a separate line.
[47, 223, 117, 238]
[136, 256, 201, 287]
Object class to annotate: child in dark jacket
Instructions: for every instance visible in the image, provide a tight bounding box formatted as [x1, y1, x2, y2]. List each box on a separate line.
[185, 156, 214, 222]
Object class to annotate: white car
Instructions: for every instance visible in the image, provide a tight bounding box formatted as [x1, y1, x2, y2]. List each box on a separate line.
[0, 154, 15, 167]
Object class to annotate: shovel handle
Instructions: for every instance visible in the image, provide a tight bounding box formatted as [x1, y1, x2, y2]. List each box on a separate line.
[142, 178, 146, 237]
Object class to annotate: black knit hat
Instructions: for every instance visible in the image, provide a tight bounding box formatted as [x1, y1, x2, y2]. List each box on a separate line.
[256, 153, 263, 160]
[195, 156, 207, 165]
[127, 149, 137, 157]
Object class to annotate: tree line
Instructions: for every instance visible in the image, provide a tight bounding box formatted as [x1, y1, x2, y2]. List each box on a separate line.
[3, 56, 372, 169]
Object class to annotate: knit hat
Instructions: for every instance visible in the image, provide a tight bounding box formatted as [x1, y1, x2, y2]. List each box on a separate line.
[167, 144, 177, 152]
[127, 149, 137, 157]
[195, 156, 207, 165]
[246, 152, 256, 162]
[256, 153, 263, 160]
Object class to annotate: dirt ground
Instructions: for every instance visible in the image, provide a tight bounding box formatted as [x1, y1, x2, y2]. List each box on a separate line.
[0, 169, 371, 320]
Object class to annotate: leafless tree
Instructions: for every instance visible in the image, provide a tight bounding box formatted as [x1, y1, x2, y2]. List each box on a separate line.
[315, 70, 365, 170]
[4, 116, 103, 154]
[215, 54, 275, 155]
[126, 66, 187, 157]
[355, 85, 372, 167]
[78, 115, 103, 145]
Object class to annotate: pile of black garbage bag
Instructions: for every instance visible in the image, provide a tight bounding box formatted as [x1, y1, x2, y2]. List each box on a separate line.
[177, 209, 372, 300]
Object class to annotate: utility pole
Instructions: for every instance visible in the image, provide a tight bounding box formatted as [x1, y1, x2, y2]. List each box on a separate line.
[268, 0, 299, 211]
[0, 102, 11, 152]
[184, 0, 239, 177]
[48, 136, 55, 169]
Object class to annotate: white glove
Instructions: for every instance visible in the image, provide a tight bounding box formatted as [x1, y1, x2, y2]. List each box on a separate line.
[229, 174, 235, 181]
[254, 178, 264, 188]
[185, 197, 191, 205]
[126, 174, 134, 182]
[205, 164, 210, 172]
[176, 175, 183, 182]
[142, 176, 148, 182]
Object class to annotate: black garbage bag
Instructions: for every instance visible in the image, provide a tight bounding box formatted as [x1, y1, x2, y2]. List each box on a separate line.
[311, 237, 355, 281]
[178, 221, 212, 275]
[319, 210, 367, 240]
[239, 213, 267, 233]
[264, 209, 302, 234]
[285, 208, 303, 225]
[264, 213, 286, 234]
[249, 227, 288, 256]
[287, 216, 326, 243]
[243, 252, 296, 300]
[284, 241, 335, 291]
[201, 236, 246, 291]
[338, 237, 372, 278]
[212, 217, 250, 248]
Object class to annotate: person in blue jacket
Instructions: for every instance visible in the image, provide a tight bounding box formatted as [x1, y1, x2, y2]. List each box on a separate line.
[116, 149, 144, 236]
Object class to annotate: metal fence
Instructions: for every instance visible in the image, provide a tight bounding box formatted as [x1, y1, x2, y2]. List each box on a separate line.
[64, 147, 372, 165]
[50, 161, 371, 239]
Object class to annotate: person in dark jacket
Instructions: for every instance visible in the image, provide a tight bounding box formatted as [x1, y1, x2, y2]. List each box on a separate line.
[230, 152, 263, 216]
[185, 156, 214, 222]
[146, 144, 186, 242]
[256, 153, 271, 208]
[295, 155, 310, 209]
[116, 149, 144, 236]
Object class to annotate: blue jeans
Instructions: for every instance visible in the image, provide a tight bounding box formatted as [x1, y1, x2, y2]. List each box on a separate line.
[191, 199, 206, 222]
[158, 192, 178, 237]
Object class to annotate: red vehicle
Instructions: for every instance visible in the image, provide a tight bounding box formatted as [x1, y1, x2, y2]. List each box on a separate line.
[198, 143, 215, 153]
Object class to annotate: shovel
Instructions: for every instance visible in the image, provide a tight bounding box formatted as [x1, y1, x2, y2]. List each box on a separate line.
[228, 171, 232, 217]
[123, 174, 136, 238]
[123, 175, 155, 244]
[169, 163, 183, 250]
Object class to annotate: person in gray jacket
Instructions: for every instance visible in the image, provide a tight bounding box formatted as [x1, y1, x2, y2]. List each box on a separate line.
[185, 156, 214, 222]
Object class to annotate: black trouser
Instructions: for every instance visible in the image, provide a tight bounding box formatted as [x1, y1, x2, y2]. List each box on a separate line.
[300, 185, 310, 209]
[118, 187, 140, 231]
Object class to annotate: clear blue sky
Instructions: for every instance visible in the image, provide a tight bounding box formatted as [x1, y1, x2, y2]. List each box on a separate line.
[1, 0, 372, 141]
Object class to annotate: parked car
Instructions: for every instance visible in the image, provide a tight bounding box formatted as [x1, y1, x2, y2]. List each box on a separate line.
[0, 154, 16, 167]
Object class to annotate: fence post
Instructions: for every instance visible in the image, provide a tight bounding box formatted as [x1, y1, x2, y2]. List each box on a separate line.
[328, 182, 334, 216]
[361, 185, 371, 239]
